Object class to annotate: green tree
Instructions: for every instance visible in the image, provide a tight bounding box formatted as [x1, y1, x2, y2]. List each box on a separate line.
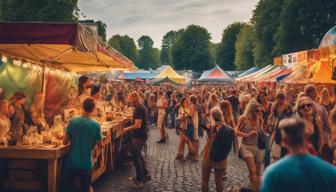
[172, 25, 214, 72]
[108, 35, 139, 64]
[138, 35, 154, 49]
[137, 35, 160, 69]
[0, 0, 78, 22]
[235, 24, 255, 70]
[95, 20, 107, 42]
[273, 0, 336, 55]
[216, 22, 245, 70]
[251, 0, 283, 67]
[161, 31, 177, 65]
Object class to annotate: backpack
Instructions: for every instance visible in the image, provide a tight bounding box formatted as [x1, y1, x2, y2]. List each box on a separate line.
[210, 125, 234, 162]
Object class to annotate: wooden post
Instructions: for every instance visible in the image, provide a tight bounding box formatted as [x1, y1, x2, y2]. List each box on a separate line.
[47, 159, 57, 192]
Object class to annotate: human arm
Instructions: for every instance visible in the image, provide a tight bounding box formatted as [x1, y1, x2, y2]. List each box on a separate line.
[63, 133, 70, 145]
[122, 119, 142, 134]
[63, 120, 72, 145]
[95, 125, 103, 147]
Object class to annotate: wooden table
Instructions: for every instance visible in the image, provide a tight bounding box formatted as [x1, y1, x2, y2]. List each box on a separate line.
[0, 145, 69, 192]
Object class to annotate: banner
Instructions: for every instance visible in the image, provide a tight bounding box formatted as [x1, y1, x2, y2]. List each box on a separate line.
[0, 60, 77, 124]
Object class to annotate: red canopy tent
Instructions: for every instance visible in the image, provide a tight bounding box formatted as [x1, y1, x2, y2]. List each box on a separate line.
[198, 65, 234, 83]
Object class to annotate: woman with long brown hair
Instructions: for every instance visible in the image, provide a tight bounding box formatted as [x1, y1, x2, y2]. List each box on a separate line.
[269, 92, 292, 162]
[202, 107, 234, 192]
[220, 100, 236, 128]
[175, 98, 194, 162]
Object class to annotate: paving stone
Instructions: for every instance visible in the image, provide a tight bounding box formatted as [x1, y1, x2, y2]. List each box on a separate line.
[93, 126, 250, 191]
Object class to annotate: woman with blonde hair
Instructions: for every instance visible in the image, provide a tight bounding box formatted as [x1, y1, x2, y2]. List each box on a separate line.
[236, 101, 264, 191]
[208, 93, 220, 110]
[319, 88, 334, 113]
[220, 100, 236, 128]
[295, 96, 324, 154]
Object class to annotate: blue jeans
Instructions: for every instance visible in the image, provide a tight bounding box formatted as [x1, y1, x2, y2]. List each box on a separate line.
[170, 111, 176, 128]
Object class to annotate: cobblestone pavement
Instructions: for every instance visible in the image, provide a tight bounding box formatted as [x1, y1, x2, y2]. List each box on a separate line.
[93, 126, 250, 192]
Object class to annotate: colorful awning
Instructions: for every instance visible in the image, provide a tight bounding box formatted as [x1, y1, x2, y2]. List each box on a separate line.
[0, 22, 134, 72]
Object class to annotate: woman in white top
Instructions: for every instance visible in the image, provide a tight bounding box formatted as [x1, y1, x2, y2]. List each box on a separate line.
[0, 100, 10, 145]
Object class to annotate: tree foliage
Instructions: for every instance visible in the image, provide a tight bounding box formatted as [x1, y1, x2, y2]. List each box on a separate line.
[251, 0, 283, 67]
[216, 22, 245, 70]
[0, 0, 79, 22]
[108, 35, 139, 64]
[161, 31, 177, 65]
[172, 25, 214, 72]
[95, 20, 107, 42]
[235, 24, 255, 70]
[137, 35, 160, 69]
[273, 0, 336, 55]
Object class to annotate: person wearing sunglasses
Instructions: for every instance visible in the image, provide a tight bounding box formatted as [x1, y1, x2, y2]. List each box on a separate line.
[236, 101, 264, 192]
[269, 92, 293, 163]
[295, 97, 324, 155]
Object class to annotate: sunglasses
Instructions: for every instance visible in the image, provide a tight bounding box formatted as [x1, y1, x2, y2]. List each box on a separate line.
[299, 103, 312, 110]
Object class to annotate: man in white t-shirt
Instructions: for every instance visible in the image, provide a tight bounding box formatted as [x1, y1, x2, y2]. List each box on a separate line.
[157, 91, 167, 143]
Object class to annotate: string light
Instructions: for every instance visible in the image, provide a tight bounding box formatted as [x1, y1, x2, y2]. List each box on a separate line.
[13, 60, 22, 66]
[1, 55, 7, 63]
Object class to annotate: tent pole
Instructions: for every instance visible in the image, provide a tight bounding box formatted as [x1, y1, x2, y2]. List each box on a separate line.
[41, 63, 46, 93]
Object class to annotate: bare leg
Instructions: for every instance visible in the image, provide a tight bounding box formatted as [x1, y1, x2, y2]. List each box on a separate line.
[244, 157, 258, 191]
[193, 140, 199, 160]
[201, 164, 212, 192]
[214, 169, 225, 192]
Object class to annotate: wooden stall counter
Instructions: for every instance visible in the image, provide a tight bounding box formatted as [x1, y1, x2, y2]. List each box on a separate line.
[0, 145, 69, 192]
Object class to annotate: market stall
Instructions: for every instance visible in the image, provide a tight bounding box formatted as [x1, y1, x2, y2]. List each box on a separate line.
[0, 22, 134, 192]
[150, 65, 187, 85]
[198, 65, 234, 83]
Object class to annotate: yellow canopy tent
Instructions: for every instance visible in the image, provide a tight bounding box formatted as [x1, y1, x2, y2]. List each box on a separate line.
[154, 66, 187, 84]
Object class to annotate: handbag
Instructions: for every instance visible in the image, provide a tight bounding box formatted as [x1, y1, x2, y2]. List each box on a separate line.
[184, 116, 194, 140]
[258, 128, 266, 150]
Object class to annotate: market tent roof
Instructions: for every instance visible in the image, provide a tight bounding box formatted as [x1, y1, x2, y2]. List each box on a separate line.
[121, 70, 155, 80]
[236, 65, 272, 81]
[0, 22, 134, 72]
[248, 66, 280, 82]
[283, 65, 309, 84]
[198, 65, 234, 83]
[149, 76, 186, 86]
[154, 65, 187, 84]
[257, 68, 292, 82]
[309, 61, 336, 84]
[237, 67, 260, 78]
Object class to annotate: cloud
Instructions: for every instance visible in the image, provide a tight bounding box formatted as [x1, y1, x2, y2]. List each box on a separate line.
[78, 0, 258, 47]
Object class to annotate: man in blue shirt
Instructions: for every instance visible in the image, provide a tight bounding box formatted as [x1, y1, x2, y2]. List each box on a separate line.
[261, 117, 336, 192]
[62, 98, 102, 192]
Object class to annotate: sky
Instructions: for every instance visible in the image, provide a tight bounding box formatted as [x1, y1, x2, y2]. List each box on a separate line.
[78, 0, 259, 48]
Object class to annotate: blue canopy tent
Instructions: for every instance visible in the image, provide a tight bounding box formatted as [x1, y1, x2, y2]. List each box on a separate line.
[122, 70, 155, 80]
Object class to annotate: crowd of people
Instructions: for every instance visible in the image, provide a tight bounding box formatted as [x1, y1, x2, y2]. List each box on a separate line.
[117, 82, 336, 191]
[1, 76, 336, 191]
